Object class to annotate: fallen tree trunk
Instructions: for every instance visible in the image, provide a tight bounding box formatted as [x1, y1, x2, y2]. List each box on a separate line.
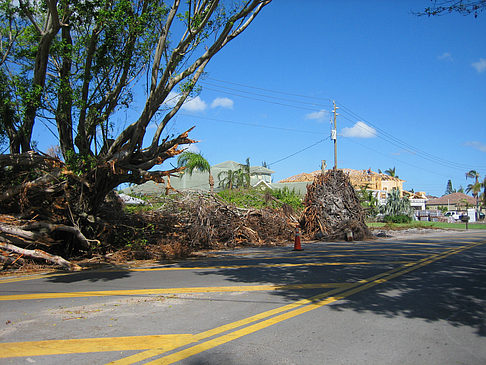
[0, 243, 81, 271]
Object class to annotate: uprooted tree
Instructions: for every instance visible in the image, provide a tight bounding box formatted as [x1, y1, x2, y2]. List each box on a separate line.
[0, 0, 271, 266]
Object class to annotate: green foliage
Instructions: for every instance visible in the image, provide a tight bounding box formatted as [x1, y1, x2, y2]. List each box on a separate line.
[357, 186, 379, 218]
[445, 179, 455, 195]
[380, 188, 413, 217]
[65, 150, 96, 175]
[267, 187, 303, 212]
[177, 151, 210, 175]
[437, 206, 448, 213]
[383, 214, 412, 224]
[217, 158, 251, 189]
[384, 167, 398, 178]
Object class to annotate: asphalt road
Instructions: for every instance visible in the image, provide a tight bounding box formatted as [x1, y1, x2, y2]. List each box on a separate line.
[1, 230, 485, 364]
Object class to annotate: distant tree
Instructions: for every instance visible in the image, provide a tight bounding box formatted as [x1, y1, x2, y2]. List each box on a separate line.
[177, 151, 213, 193]
[466, 170, 481, 184]
[217, 157, 251, 190]
[466, 182, 481, 200]
[380, 189, 413, 217]
[357, 185, 378, 218]
[457, 185, 465, 193]
[239, 157, 251, 187]
[416, 0, 486, 17]
[218, 169, 238, 190]
[262, 161, 268, 168]
[445, 179, 455, 195]
[483, 177, 486, 206]
[466, 170, 482, 209]
[384, 167, 398, 178]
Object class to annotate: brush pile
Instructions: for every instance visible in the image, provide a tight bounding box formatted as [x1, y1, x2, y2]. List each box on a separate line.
[300, 169, 371, 241]
[154, 193, 295, 249]
[0, 191, 296, 271]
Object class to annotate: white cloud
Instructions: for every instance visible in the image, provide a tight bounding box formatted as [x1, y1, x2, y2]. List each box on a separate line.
[438, 52, 453, 62]
[305, 109, 328, 122]
[182, 143, 200, 153]
[341, 121, 377, 138]
[164, 91, 207, 112]
[211, 97, 234, 109]
[472, 58, 486, 73]
[183, 96, 207, 112]
[465, 141, 486, 152]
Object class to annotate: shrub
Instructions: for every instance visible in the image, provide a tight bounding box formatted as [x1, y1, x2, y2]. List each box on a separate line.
[383, 214, 412, 224]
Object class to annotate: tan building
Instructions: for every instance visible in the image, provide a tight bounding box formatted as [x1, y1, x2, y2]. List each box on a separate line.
[426, 192, 476, 211]
[279, 168, 405, 196]
[278, 168, 427, 210]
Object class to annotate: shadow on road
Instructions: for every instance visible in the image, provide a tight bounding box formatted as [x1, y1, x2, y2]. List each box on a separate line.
[46, 269, 132, 283]
[194, 237, 486, 336]
[329, 244, 486, 337]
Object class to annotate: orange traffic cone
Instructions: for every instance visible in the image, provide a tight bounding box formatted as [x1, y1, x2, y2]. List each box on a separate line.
[293, 226, 303, 251]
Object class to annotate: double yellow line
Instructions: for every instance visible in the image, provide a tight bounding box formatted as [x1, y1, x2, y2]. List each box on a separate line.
[111, 241, 484, 364]
[0, 241, 482, 363]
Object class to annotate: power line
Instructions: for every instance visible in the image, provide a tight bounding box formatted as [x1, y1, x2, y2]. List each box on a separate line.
[201, 76, 485, 171]
[336, 102, 486, 170]
[268, 137, 330, 168]
[200, 81, 328, 109]
[206, 77, 332, 103]
[179, 112, 319, 134]
[343, 136, 452, 180]
[200, 85, 325, 112]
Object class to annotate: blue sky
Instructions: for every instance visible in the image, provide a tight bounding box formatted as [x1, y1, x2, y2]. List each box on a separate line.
[32, 1, 486, 197]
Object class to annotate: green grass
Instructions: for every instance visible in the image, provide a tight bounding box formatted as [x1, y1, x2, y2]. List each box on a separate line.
[367, 221, 486, 230]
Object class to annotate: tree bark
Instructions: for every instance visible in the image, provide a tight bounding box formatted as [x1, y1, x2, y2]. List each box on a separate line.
[0, 242, 81, 271]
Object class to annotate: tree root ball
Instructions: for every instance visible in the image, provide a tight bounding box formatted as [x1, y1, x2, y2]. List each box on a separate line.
[299, 169, 371, 241]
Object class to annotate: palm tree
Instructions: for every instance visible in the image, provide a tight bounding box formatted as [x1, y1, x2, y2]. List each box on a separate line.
[466, 170, 482, 211]
[218, 169, 238, 190]
[381, 188, 412, 217]
[483, 177, 486, 207]
[384, 167, 398, 178]
[466, 182, 481, 200]
[217, 158, 251, 190]
[466, 170, 480, 184]
[177, 152, 214, 193]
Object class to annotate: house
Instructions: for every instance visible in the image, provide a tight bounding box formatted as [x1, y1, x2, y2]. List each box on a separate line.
[123, 161, 275, 195]
[276, 168, 428, 210]
[426, 192, 476, 211]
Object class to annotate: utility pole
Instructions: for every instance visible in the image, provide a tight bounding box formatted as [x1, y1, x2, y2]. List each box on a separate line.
[331, 101, 338, 170]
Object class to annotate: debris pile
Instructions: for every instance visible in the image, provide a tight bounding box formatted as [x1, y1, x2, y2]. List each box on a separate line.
[299, 169, 371, 241]
[159, 193, 295, 249]
[0, 192, 296, 271]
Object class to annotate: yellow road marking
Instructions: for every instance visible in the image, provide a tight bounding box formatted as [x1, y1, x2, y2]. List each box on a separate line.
[193, 252, 430, 262]
[114, 241, 484, 364]
[109, 264, 418, 365]
[0, 244, 461, 284]
[1, 241, 483, 363]
[0, 335, 195, 358]
[0, 283, 352, 301]
[129, 260, 412, 271]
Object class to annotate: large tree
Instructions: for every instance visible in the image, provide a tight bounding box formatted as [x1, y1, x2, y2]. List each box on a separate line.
[0, 0, 271, 215]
